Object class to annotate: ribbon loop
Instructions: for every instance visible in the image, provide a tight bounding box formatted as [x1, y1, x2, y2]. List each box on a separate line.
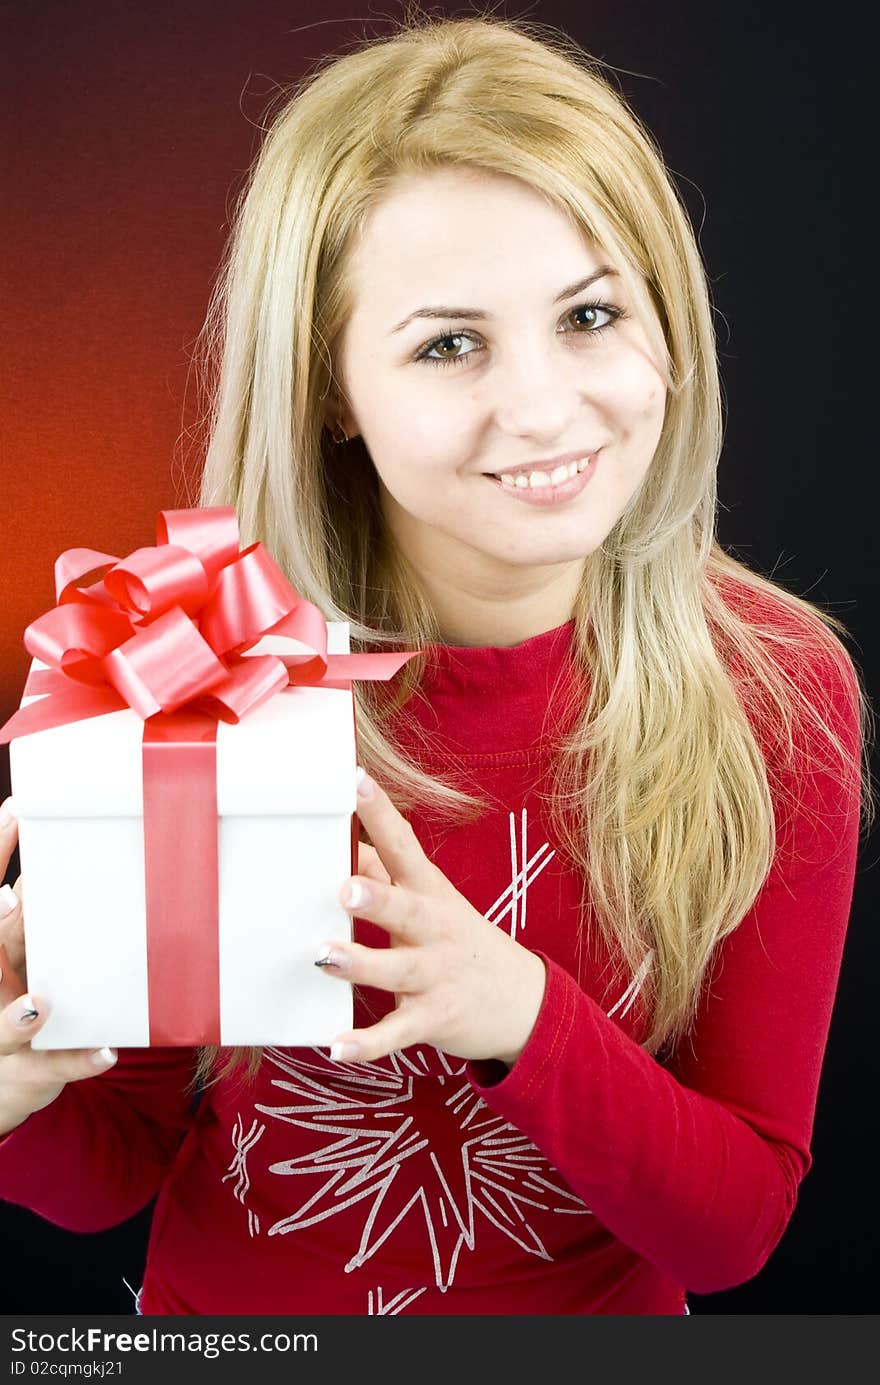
[198, 542, 304, 656]
[102, 606, 229, 718]
[194, 654, 291, 724]
[54, 547, 123, 605]
[24, 602, 137, 685]
[103, 544, 211, 620]
[157, 507, 242, 582]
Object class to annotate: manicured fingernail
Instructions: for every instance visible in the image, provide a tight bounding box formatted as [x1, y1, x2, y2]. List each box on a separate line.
[344, 879, 370, 909]
[91, 1047, 117, 1067]
[355, 767, 376, 799]
[0, 798, 17, 830]
[329, 1040, 361, 1062]
[15, 994, 39, 1025]
[0, 884, 19, 917]
[314, 944, 351, 971]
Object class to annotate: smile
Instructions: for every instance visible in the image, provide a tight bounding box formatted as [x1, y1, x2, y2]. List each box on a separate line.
[485, 450, 601, 506]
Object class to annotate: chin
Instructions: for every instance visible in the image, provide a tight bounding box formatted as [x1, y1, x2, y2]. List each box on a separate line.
[484, 536, 599, 566]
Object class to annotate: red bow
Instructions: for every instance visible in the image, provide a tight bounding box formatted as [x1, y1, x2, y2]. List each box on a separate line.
[0, 506, 416, 744]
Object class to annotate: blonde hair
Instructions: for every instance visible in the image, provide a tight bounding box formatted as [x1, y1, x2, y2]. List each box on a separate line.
[183, 7, 875, 1097]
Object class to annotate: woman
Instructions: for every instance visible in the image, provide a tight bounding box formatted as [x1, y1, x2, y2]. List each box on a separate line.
[0, 10, 872, 1315]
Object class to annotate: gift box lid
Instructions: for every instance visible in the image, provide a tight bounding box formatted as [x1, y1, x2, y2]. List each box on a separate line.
[9, 622, 357, 817]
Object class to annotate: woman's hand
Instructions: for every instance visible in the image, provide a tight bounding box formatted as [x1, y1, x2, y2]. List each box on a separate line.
[0, 799, 118, 1138]
[315, 770, 547, 1066]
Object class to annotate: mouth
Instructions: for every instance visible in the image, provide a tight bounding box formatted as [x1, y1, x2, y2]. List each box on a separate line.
[482, 450, 598, 484]
[482, 450, 601, 505]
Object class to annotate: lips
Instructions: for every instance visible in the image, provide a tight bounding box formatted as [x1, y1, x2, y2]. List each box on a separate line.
[483, 449, 598, 478]
[485, 449, 600, 505]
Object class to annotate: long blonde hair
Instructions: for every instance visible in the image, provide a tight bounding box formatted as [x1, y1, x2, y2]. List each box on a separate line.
[183, 7, 875, 1096]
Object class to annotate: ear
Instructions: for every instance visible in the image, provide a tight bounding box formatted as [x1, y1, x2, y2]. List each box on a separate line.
[322, 387, 358, 441]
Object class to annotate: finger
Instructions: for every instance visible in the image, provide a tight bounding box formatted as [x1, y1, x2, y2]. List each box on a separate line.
[355, 770, 435, 889]
[0, 797, 18, 875]
[0, 990, 48, 1055]
[338, 875, 424, 943]
[0, 992, 118, 1078]
[0, 877, 25, 981]
[314, 938, 422, 993]
[356, 840, 392, 886]
[327, 1007, 415, 1065]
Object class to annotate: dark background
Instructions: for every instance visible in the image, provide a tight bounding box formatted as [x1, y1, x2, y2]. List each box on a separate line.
[1, 0, 875, 1313]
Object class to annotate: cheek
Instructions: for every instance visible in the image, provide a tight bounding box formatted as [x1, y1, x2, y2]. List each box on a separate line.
[643, 382, 667, 438]
[618, 361, 667, 439]
[373, 450, 455, 513]
[375, 404, 462, 478]
[358, 403, 444, 477]
[644, 379, 663, 410]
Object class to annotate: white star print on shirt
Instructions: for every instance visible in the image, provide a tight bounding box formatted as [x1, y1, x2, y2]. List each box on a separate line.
[219, 808, 653, 1299]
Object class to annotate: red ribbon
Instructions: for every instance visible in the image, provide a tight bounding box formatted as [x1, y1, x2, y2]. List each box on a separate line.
[0, 508, 419, 1045]
[0, 506, 415, 740]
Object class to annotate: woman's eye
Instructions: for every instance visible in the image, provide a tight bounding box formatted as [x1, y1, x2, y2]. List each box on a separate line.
[416, 300, 626, 369]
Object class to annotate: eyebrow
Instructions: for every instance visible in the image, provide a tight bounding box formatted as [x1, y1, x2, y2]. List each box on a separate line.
[388, 266, 620, 334]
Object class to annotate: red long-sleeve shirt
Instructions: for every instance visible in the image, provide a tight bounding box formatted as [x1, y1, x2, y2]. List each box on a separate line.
[0, 585, 863, 1314]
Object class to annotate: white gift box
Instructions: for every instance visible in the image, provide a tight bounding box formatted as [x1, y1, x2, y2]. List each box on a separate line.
[8, 622, 356, 1050]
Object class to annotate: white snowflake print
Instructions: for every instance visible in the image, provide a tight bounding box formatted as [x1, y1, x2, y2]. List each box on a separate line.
[221, 1113, 266, 1237]
[219, 807, 654, 1302]
[491, 807, 555, 937]
[368, 1285, 428, 1315]
[368, 1279, 429, 1312]
[255, 1047, 591, 1293]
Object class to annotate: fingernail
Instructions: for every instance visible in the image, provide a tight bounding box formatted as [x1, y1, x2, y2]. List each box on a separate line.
[91, 1047, 117, 1067]
[0, 798, 17, 830]
[355, 767, 376, 799]
[0, 884, 19, 917]
[344, 879, 370, 909]
[329, 1040, 361, 1062]
[314, 944, 352, 971]
[15, 994, 39, 1025]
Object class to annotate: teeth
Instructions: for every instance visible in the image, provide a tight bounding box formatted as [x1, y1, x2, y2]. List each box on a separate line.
[499, 457, 589, 489]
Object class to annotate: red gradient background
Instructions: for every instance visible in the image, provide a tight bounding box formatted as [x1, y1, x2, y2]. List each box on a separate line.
[0, 1, 358, 760]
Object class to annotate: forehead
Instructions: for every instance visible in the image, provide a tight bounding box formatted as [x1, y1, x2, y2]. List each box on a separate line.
[347, 168, 602, 301]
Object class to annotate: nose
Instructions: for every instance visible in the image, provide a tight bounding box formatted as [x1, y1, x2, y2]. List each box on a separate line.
[491, 340, 587, 443]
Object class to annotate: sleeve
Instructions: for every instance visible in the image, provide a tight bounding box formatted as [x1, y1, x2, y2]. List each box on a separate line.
[466, 643, 863, 1294]
[0, 1043, 196, 1233]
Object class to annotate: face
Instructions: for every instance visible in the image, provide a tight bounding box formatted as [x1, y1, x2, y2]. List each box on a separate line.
[330, 167, 668, 643]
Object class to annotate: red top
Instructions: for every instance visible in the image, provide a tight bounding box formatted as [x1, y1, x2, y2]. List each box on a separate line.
[0, 583, 863, 1315]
